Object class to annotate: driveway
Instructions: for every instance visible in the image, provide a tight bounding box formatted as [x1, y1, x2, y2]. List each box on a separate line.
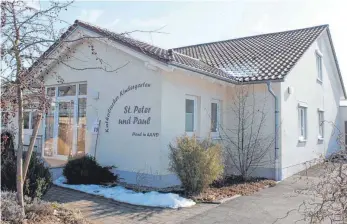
[44, 166, 324, 224]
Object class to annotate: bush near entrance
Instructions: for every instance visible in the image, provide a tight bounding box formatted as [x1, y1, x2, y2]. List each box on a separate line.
[169, 135, 224, 195]
[63, 155, 119, 185]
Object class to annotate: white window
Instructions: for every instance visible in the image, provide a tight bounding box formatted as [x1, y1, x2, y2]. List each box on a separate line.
[316, 52, 323, 82]
[23, 111, 38, 130]
[1, 111, 10, 128]
[211, 99, 221, 136]
[185, 96, 197, 134]
[298, 106, 307, 141]
[318, 110, 324, 139]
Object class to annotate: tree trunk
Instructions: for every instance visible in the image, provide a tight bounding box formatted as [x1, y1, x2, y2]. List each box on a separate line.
[16, 85, 25, 215]
[22, 113, 43, 180]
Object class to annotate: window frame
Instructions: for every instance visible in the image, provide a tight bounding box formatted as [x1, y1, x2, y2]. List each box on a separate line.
[185, 95, 198, 135]
[23, 110, 37, 130]
[43, 82, 88, 157]
[298, 105, 308, 141]
[1, 111, 10, 129]
[210, 99, 221, 138]
[318, 109, 324, 140]
[316, 50, 323, 82]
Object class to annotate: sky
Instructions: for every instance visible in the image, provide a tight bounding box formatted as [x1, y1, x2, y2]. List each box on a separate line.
[29, 0, 347, 89]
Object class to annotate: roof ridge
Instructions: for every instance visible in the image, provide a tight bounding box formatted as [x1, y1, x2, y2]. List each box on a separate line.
[74, 19, 168, 51]
[173, 24, 329, 50]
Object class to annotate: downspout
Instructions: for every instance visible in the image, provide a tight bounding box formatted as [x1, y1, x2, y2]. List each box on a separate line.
[266, 81, 280, 181]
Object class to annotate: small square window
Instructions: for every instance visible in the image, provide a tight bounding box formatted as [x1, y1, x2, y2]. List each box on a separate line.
[79, 84, 87, 95]
[47, 87, 56, 97]
[298, 106, 307, 140]
[58, 85, 76, 96]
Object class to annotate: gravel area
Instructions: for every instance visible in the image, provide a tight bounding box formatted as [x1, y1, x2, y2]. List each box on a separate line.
[192, 176, 276, 202]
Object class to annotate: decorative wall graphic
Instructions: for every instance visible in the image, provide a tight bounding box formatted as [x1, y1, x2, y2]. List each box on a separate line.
[105, 82, 158, 137]
[120, 106, 152, 125]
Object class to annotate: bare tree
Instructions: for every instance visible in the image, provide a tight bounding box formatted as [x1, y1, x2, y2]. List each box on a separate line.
[274, 123, 346, 224]
[1, 0, 164, 214]
[296, 125, 346, 223]
[219, 84, 275, 180]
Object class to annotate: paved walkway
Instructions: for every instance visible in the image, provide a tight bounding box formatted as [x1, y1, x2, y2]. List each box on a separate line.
[44, 165, 325, 224]
[44, 186, 218, 224]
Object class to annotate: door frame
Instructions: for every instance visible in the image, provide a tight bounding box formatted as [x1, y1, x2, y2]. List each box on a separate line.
[54, 97, 77, 160]
[42, 83, 87, 160]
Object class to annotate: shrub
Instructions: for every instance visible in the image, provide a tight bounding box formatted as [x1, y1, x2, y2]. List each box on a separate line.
[169, 135, 224, 195]
[24, 152, 53, 199]
[1, 147, 16, 194]
[1, 151, 52, 199]
[63, 155, 118, 185]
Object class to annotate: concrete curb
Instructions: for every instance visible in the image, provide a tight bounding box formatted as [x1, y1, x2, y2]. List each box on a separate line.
[209, 194, 242, 204]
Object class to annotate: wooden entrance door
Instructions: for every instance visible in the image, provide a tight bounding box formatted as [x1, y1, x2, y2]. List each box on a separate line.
[57, 100, 74, 157]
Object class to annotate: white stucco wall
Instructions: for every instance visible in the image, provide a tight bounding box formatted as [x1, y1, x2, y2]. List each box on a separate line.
[160, 69, 229, 176]
[280, 30, 345, 179]
[44, 34, 165, 185]
[160, 68, 280, 180]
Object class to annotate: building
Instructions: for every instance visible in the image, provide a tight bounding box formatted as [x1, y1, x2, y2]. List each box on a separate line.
[11, 20, 347, 187]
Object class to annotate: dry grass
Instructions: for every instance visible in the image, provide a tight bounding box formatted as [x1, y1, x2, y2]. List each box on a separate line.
[1, 191, 90, 224]
[25, 202, 90, 224]
[191, 176, 276, 202]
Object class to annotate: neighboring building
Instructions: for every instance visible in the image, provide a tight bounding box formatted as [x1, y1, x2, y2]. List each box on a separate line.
[14, 20, 346, 187]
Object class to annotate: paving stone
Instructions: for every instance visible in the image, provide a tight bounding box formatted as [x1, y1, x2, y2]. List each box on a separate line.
[43, 186, 217, 224]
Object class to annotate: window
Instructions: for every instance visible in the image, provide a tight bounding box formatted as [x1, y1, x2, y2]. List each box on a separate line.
[23, 111, 30, 129]
[185, 96, 197, 133]
[23, 111, 38, 130]
[1, 112, 10, 128]
[318, 110, 324, 139]
[78, 84, 87, 95]
[47, 87, 56, 97]
[211, 100, 221, 135]
[316, 52, 323, 81]
[298, 106, 307, 141]
[58, 85, 76, 96]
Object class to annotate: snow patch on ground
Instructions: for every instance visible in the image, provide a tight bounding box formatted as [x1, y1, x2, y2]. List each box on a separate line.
[54, 176, 195, 209]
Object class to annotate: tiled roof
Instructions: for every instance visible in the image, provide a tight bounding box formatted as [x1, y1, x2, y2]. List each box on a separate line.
[36, 20, 345, 96]
[173, 25, 328, 82]
[75, 20, 234, 83]
[75, 20, 171, 62]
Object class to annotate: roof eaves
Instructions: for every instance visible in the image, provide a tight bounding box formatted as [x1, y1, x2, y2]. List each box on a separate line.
[325, 27, 347, 99]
